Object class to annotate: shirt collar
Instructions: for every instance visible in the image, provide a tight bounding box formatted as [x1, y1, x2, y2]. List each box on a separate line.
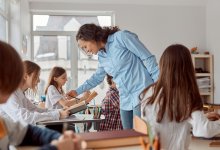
[107, 34, 114, 43]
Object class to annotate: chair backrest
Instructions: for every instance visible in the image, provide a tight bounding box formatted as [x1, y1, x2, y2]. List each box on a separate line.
[133, 116, 148, 134]
[133, 116, 161, 150]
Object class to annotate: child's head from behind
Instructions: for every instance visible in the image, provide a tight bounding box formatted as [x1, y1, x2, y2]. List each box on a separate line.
[106, 74, 116, 88]
[23, 60, 40, 91]
[142, 44, 202, 123]
[159, 44, 195, 82]
[45, 67, 67, 93]
[0, 41, 24, 103]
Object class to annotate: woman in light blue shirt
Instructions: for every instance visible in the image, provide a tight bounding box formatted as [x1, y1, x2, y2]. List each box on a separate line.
[67, 23, 159, 129]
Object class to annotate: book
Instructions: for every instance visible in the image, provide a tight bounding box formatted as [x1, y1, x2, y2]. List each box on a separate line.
[67, 91, 98, 115]
[67, 101, 87, 115]
[78, 129, 148, 149]
[209, 141, 220, 147]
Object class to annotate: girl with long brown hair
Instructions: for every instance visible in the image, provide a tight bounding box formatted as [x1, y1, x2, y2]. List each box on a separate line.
[45, 66, 90, 109]
[140, 44, 220, 150]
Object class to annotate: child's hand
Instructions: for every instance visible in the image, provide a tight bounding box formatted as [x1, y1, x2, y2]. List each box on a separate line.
[64, 95, 73, 100]
[81, 91, 91, 100]
[63, 131, 82, 150]
[51, 131, 81, 150]
[59, 110, 70, 119]
[63, 106, 69, 110]
[66, 90, 78, 97]
[206, 112, 220, 121]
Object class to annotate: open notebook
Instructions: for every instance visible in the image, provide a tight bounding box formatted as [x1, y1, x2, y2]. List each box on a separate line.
[66, 91, 98, 115]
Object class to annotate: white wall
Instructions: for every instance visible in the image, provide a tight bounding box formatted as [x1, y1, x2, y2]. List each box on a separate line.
[30, 2, 206, 60]
[206, 0, 220, 104]
[20, 0, 31, 59]
[9, 1, 21, 51]
[9, 0, 30, 59]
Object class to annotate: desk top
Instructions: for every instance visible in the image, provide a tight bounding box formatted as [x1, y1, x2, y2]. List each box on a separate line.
[16, 138, 220, 150]
[36, 114, 105, 126]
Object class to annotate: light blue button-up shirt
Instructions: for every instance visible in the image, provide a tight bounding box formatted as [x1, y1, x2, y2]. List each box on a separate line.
[76, 30, 159, 110]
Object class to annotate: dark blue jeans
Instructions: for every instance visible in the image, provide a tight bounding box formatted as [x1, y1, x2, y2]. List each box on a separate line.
[120, 105, 141, 129]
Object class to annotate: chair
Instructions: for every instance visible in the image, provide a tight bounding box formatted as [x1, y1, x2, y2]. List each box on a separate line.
[133, 116, 160, 150]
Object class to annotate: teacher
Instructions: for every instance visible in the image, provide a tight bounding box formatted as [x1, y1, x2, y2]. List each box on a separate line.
[68, 23, 159, 129]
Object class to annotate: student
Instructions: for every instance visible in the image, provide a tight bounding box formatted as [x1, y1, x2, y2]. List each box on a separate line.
[99, 74, 123, 131]
[0, 41, 80, 150]
[67, 23, 159, 129]
[45, 66, 90, 109]
[0, 61, 69, 125]
[140, 44, 220, 150]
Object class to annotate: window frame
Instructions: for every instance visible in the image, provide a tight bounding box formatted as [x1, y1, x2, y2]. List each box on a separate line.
[31, 10, 115, 89]
[0, 0, 9, 42]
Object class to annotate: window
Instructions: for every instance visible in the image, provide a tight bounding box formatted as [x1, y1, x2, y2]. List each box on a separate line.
[0, 0, 8, 42]
[0, 0, 5, 12]
[33, 15, 111, 32]
[31, 12, 114, 104]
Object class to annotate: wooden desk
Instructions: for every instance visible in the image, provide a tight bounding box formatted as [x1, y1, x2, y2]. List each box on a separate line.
[36, 114, 105, 126]
[89, 138, 220, 150]
[16, 136, 220, 150]
[203, 104, 220, 112]
[190, 138, 220, 150]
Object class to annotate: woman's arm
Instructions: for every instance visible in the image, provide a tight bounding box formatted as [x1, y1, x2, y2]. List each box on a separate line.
[75, 65, 106, 95]
[58, 91, 90, 107]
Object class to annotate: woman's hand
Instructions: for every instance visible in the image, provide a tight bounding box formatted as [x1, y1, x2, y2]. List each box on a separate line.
[66, 90, 78, 98]
[206, 112, 220, 121]
[59, 109, 70, 119]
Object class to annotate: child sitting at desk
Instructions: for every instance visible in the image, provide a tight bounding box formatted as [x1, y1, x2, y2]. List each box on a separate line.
[0, 41, 81, 150]
[0, 60, 69, 125]
[140, 44, 220, 150]
[45, 66, 90, 109]
[99, 74, 123, 131]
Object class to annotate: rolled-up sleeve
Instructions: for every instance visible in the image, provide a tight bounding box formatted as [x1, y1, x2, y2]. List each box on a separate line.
[76, 65, 106, 95]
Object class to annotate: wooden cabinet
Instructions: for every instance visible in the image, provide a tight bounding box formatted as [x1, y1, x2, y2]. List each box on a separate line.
[191, 54, 213, 104]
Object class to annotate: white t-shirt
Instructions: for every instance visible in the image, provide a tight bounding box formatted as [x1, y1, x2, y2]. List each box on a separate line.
[46, 85, 64, 109]
[0, 117, 27, 150]
[141, 87, 220, 150]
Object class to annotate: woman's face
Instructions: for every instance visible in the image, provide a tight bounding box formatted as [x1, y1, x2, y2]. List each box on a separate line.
[78, 39, 101, 55]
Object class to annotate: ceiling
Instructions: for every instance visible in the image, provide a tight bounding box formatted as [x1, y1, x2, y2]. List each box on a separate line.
[28, 0, 207, 6]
